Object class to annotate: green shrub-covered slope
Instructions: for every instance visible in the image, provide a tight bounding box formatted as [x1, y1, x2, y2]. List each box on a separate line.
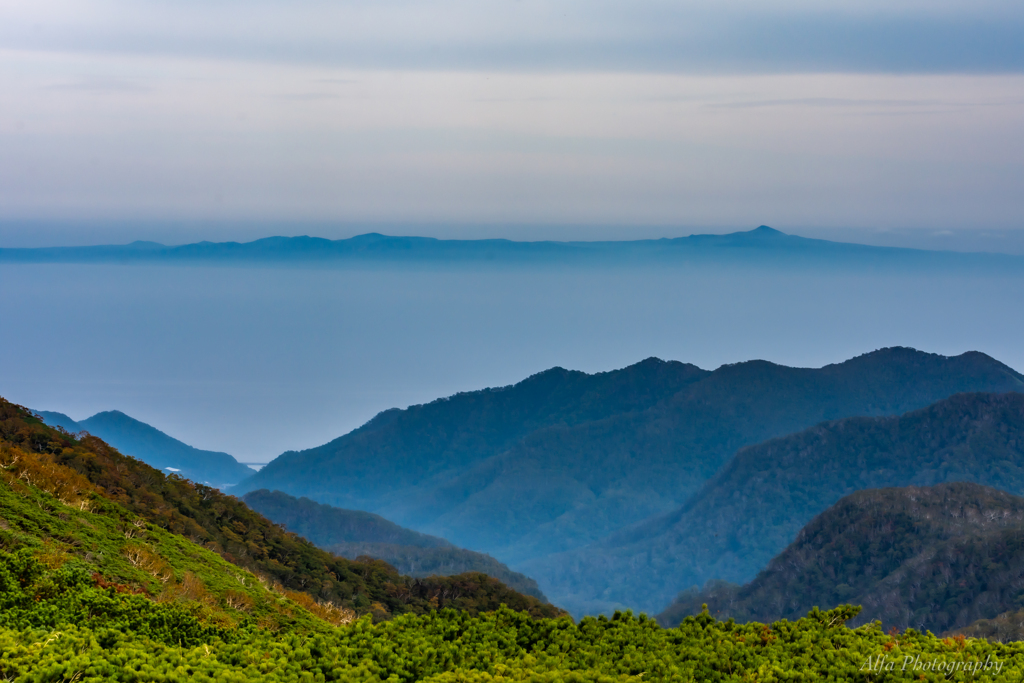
[4, 572, 1024, 682]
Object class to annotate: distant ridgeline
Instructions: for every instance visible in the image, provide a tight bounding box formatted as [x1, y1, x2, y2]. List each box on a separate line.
[233, 347, 1024, 617]
[35, 409, 254, 489]
[657, 482, 1024, 637]
[4, 226, 1024, 271]
[242, 489, 549, 601]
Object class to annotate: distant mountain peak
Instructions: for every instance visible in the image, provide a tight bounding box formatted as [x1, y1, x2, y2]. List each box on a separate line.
[752, 225, 783, 235]
[36, 408, 254, 488]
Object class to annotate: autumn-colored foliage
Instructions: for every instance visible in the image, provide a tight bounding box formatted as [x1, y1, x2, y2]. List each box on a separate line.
[0, 397, 562, 620]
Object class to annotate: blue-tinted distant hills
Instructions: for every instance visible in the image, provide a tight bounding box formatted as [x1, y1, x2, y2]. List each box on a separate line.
[532, 391, 1024, 617]
[35, 409, 254, 488]
[232, 347, 1024, 616]
[4, 226, 1024, 270]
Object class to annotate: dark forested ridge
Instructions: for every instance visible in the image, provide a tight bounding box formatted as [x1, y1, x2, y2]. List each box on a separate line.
[243, 489, 548, 600]
[533, 391, 1024, 617]
[36, 409, 254, 488]
[236, 356, 707, 547]
[0, 398, 563, 621]
[235, 348, 1024, 612]
[657, 482, 1024, 635]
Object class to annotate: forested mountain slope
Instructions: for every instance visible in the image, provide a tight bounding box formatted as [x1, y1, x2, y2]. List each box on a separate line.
[243, 489, 547, 600]
[657, 483, 1024, 635]
[237, 348, 1024, 575]
[36, 409, 254, 487]
[5, 399, 1024, 678]
[953, 610, 1024, 643]
[530, 391, 1024, 617]
[0, 398, 563, 621]
[238, 356, 706, 503]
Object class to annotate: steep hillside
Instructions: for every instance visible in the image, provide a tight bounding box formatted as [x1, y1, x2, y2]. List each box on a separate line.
[0, 454, 345, 640]
[657, 483, 1024, 635]
[36, 409, 254, 487]
[243, 489, 547, 600]
[0, 398, 563, 620]
[238, 348, 1024, 572]
[530, 392, 1024, 616]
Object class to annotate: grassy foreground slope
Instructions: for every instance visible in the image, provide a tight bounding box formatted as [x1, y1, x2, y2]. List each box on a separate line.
[244, 488, 548, 601]
[0, 398, 562, 621]
[658, 483, 1024, 634]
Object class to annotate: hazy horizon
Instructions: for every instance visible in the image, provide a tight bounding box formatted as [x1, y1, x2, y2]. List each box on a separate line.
[4, 0, 1024, 463]
[3, 256, 1022, 463]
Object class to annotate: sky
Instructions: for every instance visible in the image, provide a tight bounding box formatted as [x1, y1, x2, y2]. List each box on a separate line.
[2, 1, 1024, 461]
[2, 0, 1024, 241]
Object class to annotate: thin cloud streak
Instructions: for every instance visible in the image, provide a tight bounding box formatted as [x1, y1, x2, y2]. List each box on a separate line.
[3, 0, 1024, 73]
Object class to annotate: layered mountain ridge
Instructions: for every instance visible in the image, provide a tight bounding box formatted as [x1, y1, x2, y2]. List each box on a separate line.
[533, 391, 1024, 616]
[233, 347, 1024, 614]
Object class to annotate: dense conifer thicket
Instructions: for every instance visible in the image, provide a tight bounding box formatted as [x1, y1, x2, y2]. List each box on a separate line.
[4, 560, 1024, 683]
[244, 489, 547, 600]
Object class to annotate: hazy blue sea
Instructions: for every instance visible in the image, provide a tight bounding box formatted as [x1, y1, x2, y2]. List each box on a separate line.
[2, 261, 1022, 461]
